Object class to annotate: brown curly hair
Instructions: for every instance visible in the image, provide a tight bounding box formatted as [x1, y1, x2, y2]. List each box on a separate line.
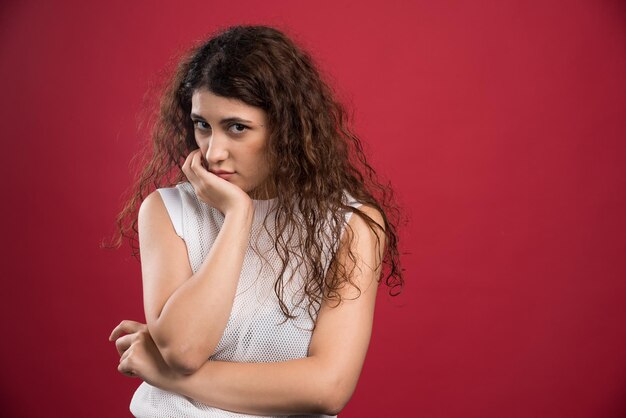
[104, 24, 404, 324]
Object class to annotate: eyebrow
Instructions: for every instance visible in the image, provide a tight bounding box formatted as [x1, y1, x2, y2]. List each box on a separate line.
[190, 113, 255, 125]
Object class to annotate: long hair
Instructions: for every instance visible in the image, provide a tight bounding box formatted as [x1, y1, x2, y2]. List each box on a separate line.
[105, 25, 404, 324]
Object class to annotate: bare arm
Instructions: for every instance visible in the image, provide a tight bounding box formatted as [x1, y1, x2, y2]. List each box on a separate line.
[138, 190, 253, 374]
[153, 204, 386, 415]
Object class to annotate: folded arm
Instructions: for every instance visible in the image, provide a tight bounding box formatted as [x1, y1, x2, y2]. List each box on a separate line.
[138, 190, 254, 374]
[154, 204, 386, 416]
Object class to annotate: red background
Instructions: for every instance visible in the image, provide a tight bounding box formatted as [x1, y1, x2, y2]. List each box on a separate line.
[1, 0, 625, 417]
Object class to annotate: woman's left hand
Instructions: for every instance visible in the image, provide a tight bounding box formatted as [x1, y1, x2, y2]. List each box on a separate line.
[109, 320, 177, 388]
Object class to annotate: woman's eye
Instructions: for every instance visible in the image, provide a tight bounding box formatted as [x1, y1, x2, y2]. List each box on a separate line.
[229, 123, 248, 134]
[193, 120, 210, 131]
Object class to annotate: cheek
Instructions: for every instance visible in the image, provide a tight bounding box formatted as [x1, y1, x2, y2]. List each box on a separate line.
[194, 133, 207, 149]
[250, 148, 269, 170]
[253, 156, 272, 180]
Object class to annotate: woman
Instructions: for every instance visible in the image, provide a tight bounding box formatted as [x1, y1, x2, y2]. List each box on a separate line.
[108, 24, 404, 417]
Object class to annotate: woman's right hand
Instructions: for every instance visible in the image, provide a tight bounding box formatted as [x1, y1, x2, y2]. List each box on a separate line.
[182, 149, 253, 216]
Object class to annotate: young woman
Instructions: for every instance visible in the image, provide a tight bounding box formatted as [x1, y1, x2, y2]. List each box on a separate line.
[108, 24, 404, 417]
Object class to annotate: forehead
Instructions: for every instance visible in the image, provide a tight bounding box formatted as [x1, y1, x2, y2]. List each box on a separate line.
[191, 88, 266, 122]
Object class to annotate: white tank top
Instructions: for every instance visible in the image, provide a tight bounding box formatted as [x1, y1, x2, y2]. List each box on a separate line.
[130, 181, 362, 417]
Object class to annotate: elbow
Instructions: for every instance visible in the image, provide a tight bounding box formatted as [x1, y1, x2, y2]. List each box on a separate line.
[322, 395, 349, 417]
[149, 323, 210, 375]
[160, 344, 208, 375]
[319, 375, 355, 416]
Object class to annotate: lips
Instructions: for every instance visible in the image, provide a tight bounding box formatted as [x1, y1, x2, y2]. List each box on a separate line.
[209, 170, 235, 180]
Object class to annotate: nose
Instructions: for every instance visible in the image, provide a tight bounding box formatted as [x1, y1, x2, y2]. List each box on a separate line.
[205, 132, 229, 165]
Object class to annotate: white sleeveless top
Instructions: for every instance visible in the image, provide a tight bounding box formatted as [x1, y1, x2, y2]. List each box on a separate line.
[130, 181, 363, 418]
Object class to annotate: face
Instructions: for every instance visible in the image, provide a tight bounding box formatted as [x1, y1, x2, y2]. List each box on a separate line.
[190, 88, 274, 199]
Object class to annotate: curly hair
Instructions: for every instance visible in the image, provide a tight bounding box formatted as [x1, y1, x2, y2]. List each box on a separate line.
[104, 24, 404, 324]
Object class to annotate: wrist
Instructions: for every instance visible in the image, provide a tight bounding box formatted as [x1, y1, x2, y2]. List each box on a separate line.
[158, 365, 188, 392]
[224, 203, 254, 223]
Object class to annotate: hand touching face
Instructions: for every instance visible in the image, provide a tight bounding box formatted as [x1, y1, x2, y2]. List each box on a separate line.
[190, 88, 275, 200]
[182, 148, 253, 215]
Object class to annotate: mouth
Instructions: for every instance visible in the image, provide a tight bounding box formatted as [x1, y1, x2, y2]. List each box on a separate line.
[210, 170, 235, 180]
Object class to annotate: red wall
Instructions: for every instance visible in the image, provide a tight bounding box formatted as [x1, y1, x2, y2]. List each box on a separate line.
[1, 0, 625, 417]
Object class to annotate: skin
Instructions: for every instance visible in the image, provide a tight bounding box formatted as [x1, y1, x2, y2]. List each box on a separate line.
[109, 88, 385, 415]
[189, 87, 276, 204]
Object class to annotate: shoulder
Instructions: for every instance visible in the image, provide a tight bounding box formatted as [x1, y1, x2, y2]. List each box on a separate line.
[346, 203, 385, 243]
[341, 190, 385, 233]
[139, 184, 186, 224]
[330, 202, 385, 303]
[139, 183, 193, 211]
[338, 201, 386, 275]
[138, 187, 186, 241]
[138, 189, 168, 224]
[139, 187, 183, 236]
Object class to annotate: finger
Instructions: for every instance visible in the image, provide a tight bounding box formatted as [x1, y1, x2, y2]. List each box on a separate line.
[191, 151, 221, 188]
[192, 149, 217, 177]
[189, 151, 221, 200]
[109, 319, 141, 341]
[183, 150, 201, 185]
[200, 153, 209, 170]
[109, 320, 145, 341]
[181, 149, 197, 175]
[114, 333, 135, 356]
[118, 357, 136, 378]
[119, 343, 133, 363]
[190, 148, 206, 175]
